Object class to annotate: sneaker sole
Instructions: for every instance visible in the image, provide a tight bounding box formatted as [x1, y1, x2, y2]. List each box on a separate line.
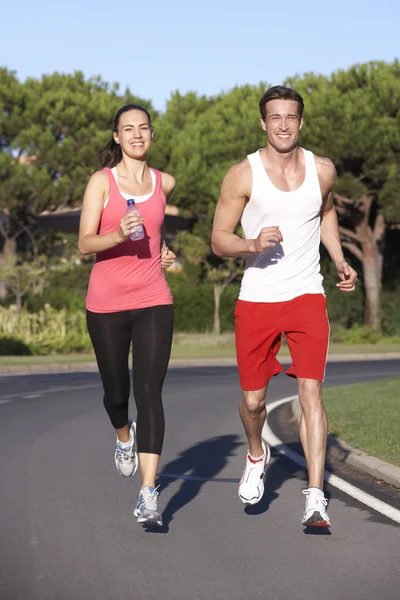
[136, 514, 163, 527]
[302, 511, 331, 528]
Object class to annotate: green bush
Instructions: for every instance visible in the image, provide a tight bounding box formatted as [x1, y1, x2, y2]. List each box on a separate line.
[0, 336, 32, 356]
[330, 324, 381, 344]
[166, 272, 239, 332]
[322, 260, 364, 328]
[381, 286, 400, 336]
[26, 263, 92, 313]
[0, 307, 92, 355]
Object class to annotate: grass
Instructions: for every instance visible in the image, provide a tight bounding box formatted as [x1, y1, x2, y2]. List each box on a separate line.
[1, 334, 400, 366]
[324, 378, 400, 466]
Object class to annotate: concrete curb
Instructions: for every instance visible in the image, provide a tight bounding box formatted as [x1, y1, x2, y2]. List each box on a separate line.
[1, 352, 400, 377]
[291, 398, 400, 489]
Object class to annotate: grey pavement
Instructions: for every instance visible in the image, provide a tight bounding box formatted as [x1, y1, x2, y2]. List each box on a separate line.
[0, 360, 399, 600]
[1, 351, 400, 376]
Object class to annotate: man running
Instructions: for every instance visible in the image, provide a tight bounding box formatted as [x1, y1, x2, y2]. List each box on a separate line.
[211, 85, 357, 527]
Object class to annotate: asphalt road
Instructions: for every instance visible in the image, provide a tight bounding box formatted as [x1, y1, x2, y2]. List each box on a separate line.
[0, 360, 399, 600]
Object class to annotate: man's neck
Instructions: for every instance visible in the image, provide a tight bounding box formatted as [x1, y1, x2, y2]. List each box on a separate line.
[263, 143, 302, 173]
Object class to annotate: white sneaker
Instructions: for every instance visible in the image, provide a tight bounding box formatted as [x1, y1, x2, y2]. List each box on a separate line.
[134, 486, 163, 527]
[302, 487, 331, 527]
[238, 440, 270, 505]
[114, 420, 138, 477]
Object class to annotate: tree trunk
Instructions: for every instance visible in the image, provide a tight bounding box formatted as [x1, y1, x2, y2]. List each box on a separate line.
[15, 293, 22, 314]
[0, 236, 17, 299]
[0, 253, 7, 298]
[337, 195, 386, 332]
[213, 283, 223, 336]
[362, 244, 383, 331]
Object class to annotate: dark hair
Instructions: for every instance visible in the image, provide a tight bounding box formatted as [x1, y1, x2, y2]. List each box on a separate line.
[259, 86, 304, 121]
[99, 104, 152, 169]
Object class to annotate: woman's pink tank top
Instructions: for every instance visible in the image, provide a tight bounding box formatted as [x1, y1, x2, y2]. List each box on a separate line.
[86, 167, 173, 313]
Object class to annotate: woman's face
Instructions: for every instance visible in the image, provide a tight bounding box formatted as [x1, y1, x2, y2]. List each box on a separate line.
[113, 109, 153, 160]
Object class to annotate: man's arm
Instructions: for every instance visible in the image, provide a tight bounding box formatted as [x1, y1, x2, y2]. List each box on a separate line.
[318, 158, 358, 292]
[160, 171, 177, 268]
[211, 161, 282, 257]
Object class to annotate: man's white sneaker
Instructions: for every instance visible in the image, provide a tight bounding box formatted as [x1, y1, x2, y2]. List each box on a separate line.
[238, 440, 270, 505]
[302, 487, 331, 527]
[115, 420, 138, 477]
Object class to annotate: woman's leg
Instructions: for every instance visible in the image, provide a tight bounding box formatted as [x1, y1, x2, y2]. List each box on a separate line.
[86, 309, 133, 446]
[130, 304, 173, 489]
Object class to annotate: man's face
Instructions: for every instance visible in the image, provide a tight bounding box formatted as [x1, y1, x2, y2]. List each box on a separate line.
[261, 99, 303, 153]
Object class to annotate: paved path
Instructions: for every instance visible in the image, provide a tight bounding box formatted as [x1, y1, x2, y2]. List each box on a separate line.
[0, 360, 399, 600]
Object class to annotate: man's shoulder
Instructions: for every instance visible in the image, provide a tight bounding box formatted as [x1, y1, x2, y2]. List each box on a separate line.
[225, 157, 252, 180]
[311, 153, 336, 176]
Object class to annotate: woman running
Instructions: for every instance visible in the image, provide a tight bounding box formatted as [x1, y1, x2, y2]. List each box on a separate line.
[78, 104, 176, 527]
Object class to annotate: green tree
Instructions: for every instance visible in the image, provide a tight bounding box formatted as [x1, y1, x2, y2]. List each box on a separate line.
[174, 230, 243, 335]
[0, 69, 154, 294]
[290, 61, 400, 330]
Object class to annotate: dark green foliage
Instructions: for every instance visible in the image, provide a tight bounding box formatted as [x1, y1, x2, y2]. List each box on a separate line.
[167, 273, 239, 332]
[0, 336, 31, 356]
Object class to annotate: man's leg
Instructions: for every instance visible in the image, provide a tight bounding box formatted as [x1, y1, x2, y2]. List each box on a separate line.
[284, 294, 331, 526]
[237, 385, 273, 505]
[234, 300, 283, 505]
[297, 378, 327, 490]
[239, 386, 268, 458]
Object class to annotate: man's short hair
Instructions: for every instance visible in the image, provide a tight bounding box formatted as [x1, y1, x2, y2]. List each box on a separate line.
[259, 86, 304, 121]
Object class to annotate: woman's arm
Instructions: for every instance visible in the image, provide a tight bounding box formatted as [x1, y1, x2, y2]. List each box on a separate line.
[78, 171, 143, 256]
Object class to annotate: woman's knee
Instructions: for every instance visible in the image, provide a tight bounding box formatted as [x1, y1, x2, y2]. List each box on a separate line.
[103, 389, 130, 412]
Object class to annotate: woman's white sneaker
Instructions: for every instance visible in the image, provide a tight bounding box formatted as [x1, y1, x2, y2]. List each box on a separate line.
[302, 487, 331, 527]
[134, 486, 163, 527]
[114, 420, 138, 477]
[238, 440, 270, 505]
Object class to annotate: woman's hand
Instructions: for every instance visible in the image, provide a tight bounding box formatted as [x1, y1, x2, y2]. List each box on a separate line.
[161, 242, 176, 269]
[117, 214, 144, 242]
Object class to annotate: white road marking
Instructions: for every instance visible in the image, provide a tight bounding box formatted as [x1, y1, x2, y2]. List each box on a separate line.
[160, 473, 238, 483]
[0, 383, 101, 402]
[0, 399, 12, 404]
[263, 395, 400, 525]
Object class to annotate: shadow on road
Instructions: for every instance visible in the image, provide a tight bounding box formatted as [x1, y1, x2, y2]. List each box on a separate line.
[145, 435, 243, 533]
[144, 435, 333, 535]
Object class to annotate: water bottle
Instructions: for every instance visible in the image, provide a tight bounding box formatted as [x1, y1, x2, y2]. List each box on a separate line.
[126, 199, 144, 241]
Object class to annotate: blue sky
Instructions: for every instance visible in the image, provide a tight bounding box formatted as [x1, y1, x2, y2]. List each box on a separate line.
[2, 0, 399, 110]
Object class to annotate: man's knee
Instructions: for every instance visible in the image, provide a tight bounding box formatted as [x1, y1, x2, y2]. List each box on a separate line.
[298, 378, 323, 410]
[242, 389, 267, 415]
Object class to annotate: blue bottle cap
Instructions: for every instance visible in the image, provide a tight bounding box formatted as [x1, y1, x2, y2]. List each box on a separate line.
[127, 199, 135, 205]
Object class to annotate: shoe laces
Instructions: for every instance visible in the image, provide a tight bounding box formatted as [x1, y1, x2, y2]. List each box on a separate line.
[116, 444, 133, 462]
[303, 488, 327, 507]
[142, 486, 160, 511]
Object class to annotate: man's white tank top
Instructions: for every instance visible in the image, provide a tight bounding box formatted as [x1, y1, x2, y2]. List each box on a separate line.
[239, 147, 325, 303]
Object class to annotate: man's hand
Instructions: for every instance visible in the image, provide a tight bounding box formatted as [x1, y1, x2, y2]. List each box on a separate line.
[161, 242, 176, 269]
[252, 226, 283, 253]
[335, 260, 357, 292]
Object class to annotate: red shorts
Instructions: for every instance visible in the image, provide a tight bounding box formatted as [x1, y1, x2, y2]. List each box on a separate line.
[234, 294, 330, 390]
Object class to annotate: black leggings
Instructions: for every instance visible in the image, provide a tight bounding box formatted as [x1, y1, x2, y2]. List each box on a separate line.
[87, 304, 173, 455]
